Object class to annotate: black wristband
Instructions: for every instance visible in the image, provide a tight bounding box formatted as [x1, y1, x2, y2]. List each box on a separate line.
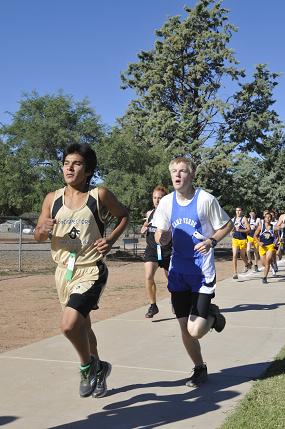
[209, 237, 217, 248]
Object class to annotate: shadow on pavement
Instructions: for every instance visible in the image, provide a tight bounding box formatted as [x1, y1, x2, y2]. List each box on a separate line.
[151, 317, 176, 323]
[221, 302, 285, 313]
[0, 416, 19, 426]
[48, 361, 275, 429]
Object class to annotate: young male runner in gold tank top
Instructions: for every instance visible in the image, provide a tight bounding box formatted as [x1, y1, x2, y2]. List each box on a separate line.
[34, 143, 129, 398]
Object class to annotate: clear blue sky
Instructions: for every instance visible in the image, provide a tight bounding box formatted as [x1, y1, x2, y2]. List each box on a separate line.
[1, 0, 284, 127]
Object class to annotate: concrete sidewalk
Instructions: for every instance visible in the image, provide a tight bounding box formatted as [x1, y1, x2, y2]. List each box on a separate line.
[1, 261, 285, 429]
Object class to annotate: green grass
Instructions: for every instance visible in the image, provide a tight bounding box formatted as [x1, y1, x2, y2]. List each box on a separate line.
[220, 347, 285, 429]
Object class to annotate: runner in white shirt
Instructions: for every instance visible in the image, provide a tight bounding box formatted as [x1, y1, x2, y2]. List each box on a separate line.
[247, 209, 261, 272]
[154, 156, 233, 388]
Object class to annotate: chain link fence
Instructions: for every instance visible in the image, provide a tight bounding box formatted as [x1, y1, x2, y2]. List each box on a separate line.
[0, 216, 53, 273]
[0, 216, 232, 273]
[0, 217, 146, 273]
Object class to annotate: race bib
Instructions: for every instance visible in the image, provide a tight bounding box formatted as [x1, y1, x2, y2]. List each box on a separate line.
[157, 245, 162, 261]
[65, 252, 76, 281]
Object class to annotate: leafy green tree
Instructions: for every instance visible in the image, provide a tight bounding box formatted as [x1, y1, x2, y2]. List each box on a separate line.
[121, 0, 244, 159]
[214, 64, 284, 214]
[198, 129, 285, 216]
[97, 127, 173, 222]
[194, 144, 235, 211]
[219, 64, 282, 155]
[102, 0, 284, 217]
[0, 92, 103, 215]
[0, 140, 18, 215]
[254, 130, 285, 213]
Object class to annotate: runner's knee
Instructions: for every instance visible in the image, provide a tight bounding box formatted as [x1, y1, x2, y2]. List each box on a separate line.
[61, 317, 83, 337]
[187, 322, 206, 339]
[145, 272, 155, 282]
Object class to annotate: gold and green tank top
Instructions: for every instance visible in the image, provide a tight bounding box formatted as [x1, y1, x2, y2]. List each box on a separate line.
[50, 187, 108, 267]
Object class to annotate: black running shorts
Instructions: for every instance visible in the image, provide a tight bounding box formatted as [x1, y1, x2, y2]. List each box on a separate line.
[171, 290, 215, 319]
[144, 245, 171, 270]
[66, 262, 108, 318]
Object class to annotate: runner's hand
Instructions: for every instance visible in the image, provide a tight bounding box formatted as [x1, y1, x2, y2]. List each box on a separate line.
[159, 230, 172, 246]
[38, 218, 56, 234]
[94, 237, 113, 255]
[194, 240, 211, 254]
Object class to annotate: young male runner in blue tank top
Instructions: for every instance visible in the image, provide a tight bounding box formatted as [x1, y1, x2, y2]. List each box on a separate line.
[34, 143, 129, 398]
[247, 209, 260, 272]
[231, 207, 250, 279]
[254, 212, 278, 284]
[154, 156, 233, 387]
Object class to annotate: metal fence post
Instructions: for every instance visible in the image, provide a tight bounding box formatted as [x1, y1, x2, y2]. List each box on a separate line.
[18, 218, 22, 272]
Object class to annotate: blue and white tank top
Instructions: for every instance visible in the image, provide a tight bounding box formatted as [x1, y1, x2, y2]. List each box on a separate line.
[232, 217, 247, 239]
[169, 189, 215, 282]
[259, 221, 275, 245]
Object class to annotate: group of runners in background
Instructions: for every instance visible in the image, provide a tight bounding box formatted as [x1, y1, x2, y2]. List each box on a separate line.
[231, 207, 285, 284]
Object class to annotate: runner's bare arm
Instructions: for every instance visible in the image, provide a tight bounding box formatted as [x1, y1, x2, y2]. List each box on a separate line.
[276, 214, 285, 229]
[155, 228, 172, 246]
[253, 224, 263, 246]
[195, 219, 233, 254]
[34, 192, 56, 242]
[140, 210, 152, 234]
[242, 217, 251, 234]
[94, 187, 129, 255]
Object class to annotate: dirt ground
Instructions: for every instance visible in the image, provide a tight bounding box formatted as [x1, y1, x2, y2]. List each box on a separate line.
[0, 250, 240, 353]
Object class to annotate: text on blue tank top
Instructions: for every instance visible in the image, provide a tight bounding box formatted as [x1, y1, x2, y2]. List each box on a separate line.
[170, 189, 204, 275]
[248, 218, 257, 237]
[233, 217, 247, 239]
[260, 222, 274, 245]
